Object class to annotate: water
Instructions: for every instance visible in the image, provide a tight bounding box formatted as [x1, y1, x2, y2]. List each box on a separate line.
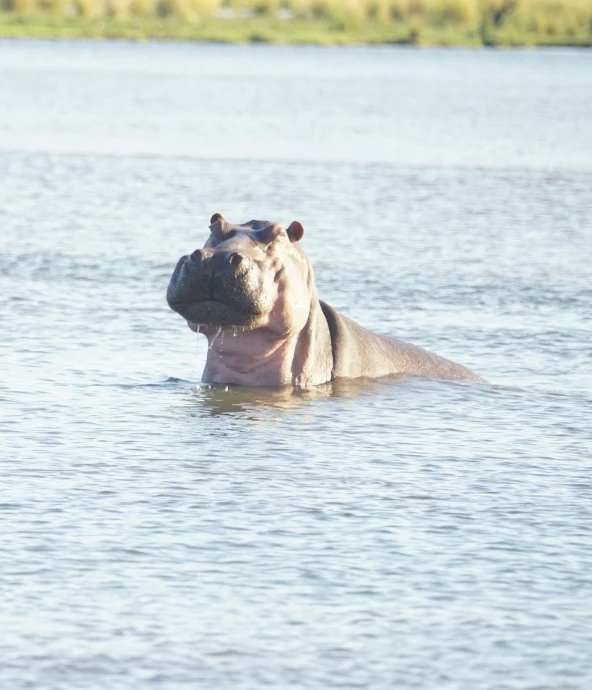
[1, 41, 591, 689]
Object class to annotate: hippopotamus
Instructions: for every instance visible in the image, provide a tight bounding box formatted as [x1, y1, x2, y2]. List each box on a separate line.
[167, 214, 485, 387]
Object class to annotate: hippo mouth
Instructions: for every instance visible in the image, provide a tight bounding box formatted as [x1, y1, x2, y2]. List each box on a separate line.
[167, 297, 264, 330]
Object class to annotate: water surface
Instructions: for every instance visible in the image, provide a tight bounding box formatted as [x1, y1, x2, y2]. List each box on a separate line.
[1, 41, 591, 689]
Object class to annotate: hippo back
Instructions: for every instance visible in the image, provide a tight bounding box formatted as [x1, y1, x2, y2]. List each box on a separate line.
[320, 302, 485, 383]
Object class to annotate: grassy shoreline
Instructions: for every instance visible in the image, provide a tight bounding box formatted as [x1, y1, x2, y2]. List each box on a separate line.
[1, 6, 591, 47]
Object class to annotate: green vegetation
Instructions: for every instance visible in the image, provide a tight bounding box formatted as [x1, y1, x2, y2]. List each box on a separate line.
[1, 0, 591, 46]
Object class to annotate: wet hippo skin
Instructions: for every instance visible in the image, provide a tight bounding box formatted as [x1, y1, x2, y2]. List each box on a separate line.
[167, 215, 485, 387]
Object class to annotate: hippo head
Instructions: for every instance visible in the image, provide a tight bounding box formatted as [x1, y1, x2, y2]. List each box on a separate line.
[166, 214, 310, 336]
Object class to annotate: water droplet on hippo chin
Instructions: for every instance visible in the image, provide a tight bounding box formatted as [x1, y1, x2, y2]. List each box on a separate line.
[233, 327, 238, 337]
[208, 326, 223, 350]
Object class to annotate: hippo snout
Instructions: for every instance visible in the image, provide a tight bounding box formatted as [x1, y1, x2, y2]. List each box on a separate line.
[166, 248, 268, 329]
[166, 255, 192, 312]
[189, 248, 244, 270]
[167, 251, 245, 307]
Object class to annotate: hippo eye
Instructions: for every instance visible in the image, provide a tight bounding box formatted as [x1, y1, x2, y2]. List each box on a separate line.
[256, 225, 280, 245]
[219, 229, 236, 242]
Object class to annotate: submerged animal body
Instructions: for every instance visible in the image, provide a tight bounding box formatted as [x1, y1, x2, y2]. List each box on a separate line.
[167, 215, 485, 387]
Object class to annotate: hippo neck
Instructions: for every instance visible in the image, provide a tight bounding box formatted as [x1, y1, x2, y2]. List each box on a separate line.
[201, 298, 333, 387]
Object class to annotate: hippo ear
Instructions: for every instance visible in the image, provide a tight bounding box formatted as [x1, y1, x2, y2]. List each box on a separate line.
[287, 221, 304, 243]
[209, 213, 229, 243]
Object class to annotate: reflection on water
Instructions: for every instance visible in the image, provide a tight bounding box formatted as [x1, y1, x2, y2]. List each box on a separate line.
[1, 40, 591, 690]
[182, 377, 410, 417]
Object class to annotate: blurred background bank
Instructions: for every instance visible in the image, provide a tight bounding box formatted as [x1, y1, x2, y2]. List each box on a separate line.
[1, 0, 591, 46]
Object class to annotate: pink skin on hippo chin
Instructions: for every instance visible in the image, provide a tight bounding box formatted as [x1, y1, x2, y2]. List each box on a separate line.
[167, 214, 486, 387]
[187, 321, 316, 387]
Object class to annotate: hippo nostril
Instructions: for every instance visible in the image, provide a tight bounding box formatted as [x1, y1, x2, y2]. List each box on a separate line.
[190, 249, 203, 262]
[228, 252, 243, 267]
